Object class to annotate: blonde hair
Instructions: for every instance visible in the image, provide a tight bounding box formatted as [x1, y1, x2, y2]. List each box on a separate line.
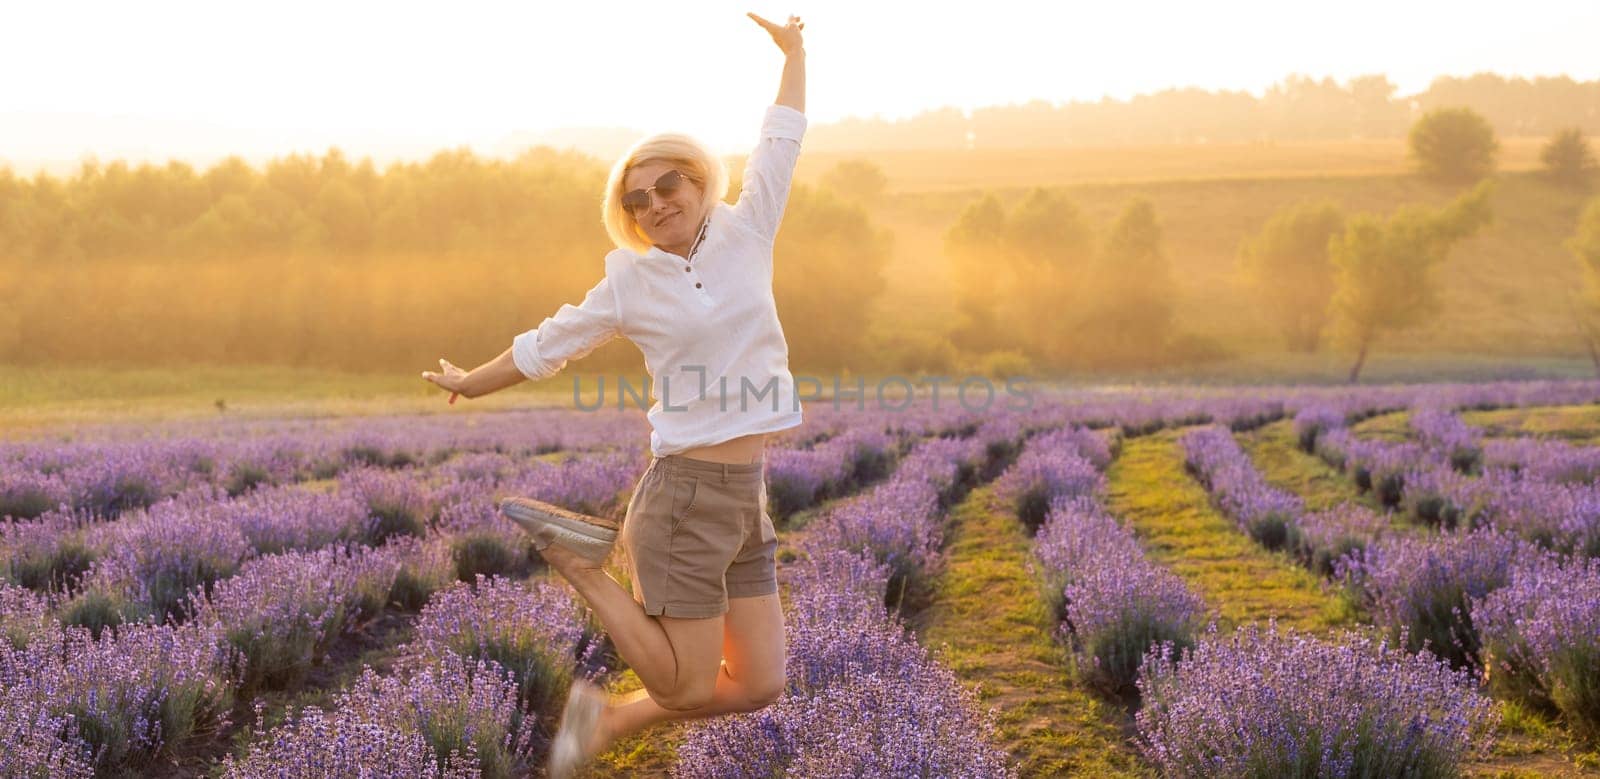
[602, 133, 729, 254]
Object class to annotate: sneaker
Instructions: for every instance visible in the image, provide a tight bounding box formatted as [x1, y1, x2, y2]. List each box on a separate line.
[499, 496, 619, 563]
[548, 678, 607, 779]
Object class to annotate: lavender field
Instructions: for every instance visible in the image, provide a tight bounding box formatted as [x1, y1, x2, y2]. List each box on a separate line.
[4, 381, 1600, 777]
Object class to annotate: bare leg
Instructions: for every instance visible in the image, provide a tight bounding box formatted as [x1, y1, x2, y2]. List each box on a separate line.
[538, 543, 724, 706]
[595, 592, 786, 753]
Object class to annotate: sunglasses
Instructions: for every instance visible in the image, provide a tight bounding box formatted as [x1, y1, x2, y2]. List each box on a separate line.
[621, 169, 691, 218]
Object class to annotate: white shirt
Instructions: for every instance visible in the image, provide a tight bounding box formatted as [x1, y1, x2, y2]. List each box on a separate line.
[512, 104, 808, 457]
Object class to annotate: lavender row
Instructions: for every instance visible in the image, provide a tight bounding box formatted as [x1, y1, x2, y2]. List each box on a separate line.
[1013, 425, 1207, 699]
[12, 379, 1600, 523]
[1183, 426, 1298, 540]
[1019, 422, 1499, 776]
[1181, 422, 1401, 579]
[1152, 427, 1503, 774]
[224, 574, 601, 777]
[1207, 415, 1600, 745]
[2, 447, 642, 626]
[1, 530, 596, 775]
[1309, 406, 1600, 556]
[0, 531, 476, 775]
[1136, 622, 1499, 778]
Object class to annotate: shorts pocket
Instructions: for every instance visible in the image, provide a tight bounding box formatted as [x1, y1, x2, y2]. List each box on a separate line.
[669, 476, 700, 532]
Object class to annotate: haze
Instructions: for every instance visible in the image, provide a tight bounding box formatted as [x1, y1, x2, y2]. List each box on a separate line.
[3, 0, 1599, 171]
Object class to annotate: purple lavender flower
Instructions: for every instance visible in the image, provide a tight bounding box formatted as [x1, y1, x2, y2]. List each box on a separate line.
[0, 469, 69, 521]
[1031, 495, 1204, 697]
[802, 477, 943, 602]
[339, 466, 433, 544]
[1484, 437, 1600, 484]
[1410, 408, 1484, 474]
[1339, 528, 1535, 669]
[407, 576, 592, 716]
[1062, 562, 1205, 699]
[1474, 554, 1600, 737]
[1293, 405, 1347, 453]
[78, 487, 252, 622]
[0, 581, 56, 651]
[41, 620, 237, 771]
[1292, 503, 1390, 577]
[1399, 463, 1475, 529]
[1180, 426, 1303, 550]
[993, 441, 1105, 534]
[335, 651, 536, 779]
[0, 510, 97, 593]
[221, 484, 371, 555]
[0, 637, 90, 777]
[765, 446, 845, 519]
[499, 448, 642, 519]
[1136, 622, 1498, 778]
[190, 545, 376, 691]
[681, 544, 1014, 778]
[222, 701, 480, 778]
[1473, 476, 1600, 558]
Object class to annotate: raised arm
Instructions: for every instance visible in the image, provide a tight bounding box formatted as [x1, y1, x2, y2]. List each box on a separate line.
[734, 13, 808, 242]
[748, 13, 804, 112]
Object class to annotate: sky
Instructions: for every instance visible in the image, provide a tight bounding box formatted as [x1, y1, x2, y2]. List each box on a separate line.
[3, 0, 1599, 171]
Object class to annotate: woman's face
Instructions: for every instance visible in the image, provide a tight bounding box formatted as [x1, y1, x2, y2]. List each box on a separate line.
[624, 161, 705, 251]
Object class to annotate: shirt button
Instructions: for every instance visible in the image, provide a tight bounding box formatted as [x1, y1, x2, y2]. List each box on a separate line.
[684, 266, 692, 272]
[694, 282, 703, 289]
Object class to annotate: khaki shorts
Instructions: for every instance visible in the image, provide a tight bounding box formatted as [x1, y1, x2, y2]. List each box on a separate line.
[620, 454, 778, 619]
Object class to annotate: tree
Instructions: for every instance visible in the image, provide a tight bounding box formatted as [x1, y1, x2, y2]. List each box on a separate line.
[1001, 188, 1094, 363]
[820, 159, 887, 204]
[1076, 198, 1177, 368]
[1330, 181, 1495, 382]
[941, 189, 1096, 367]
[1408, 108, 1499, 184]
[1541, 128, 1599, 189]
[773, 184, 891, 369]
[1238, 201, 1345, 353]
[943, 194, 1008, 353]
[1569, 198, 1600, 375]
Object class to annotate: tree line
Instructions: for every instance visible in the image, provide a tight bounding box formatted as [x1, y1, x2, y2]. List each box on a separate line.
[946, 110, 1599, 381]
[0, 149, 889, 373]
[6, 106, 1598, 380]
[808, 73, 1600, 150]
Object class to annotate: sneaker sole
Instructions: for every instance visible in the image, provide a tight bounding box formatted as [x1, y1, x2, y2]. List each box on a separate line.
[499, 498, 617, 562]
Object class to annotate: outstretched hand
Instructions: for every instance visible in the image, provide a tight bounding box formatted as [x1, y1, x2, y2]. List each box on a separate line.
[748, 12, 804, 57]
[421, 358, 467, 404]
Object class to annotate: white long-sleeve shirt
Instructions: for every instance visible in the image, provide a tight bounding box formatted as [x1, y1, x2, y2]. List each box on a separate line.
[512, 104, 808, 456]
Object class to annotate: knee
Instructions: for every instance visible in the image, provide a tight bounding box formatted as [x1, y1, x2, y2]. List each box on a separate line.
[653, 684, 716, 712]
[737, 677, 785, 712]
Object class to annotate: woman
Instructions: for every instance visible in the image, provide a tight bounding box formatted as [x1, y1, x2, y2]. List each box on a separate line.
[420, 12, 806, 778]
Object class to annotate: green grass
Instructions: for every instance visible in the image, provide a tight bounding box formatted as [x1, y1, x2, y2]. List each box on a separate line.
[1238, 419, 1416, 536]
[1238, 420, 1379, 513]
[918, 486, 1146, 778]
[0, 363, 591, 440]
[1462, 404, 1600, 443]
[1103, 429, 1350, 634]
[583, 668, 684, 778]
[1348, 409, 1415, 442]
[12, 363, 1600, 448]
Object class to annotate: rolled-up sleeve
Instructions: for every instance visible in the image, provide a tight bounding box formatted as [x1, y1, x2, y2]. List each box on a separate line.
[731, 104, 807, 243]
[511, 276, 622, 381]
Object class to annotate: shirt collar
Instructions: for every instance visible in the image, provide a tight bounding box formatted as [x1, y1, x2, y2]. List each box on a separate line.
[644, 212, 713, 262]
